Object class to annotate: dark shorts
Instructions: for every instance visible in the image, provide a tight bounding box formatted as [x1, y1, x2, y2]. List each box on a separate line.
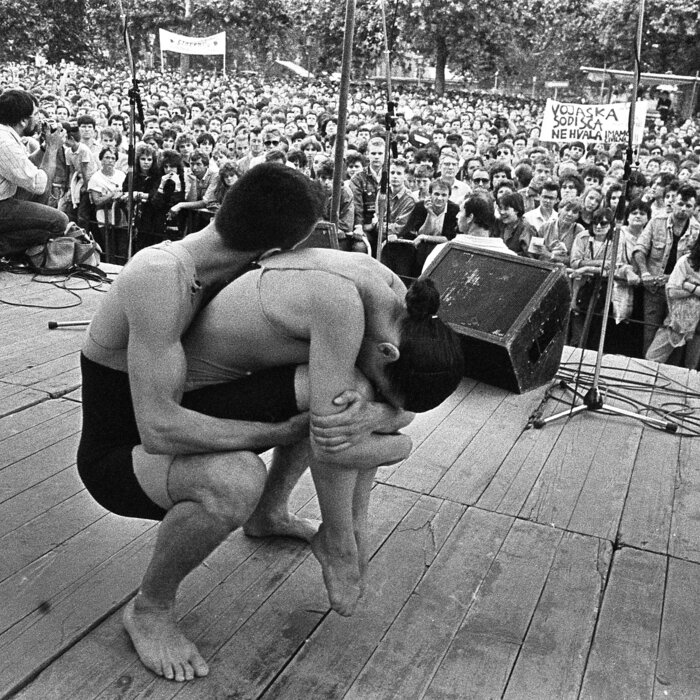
[77, 354, 300, 521]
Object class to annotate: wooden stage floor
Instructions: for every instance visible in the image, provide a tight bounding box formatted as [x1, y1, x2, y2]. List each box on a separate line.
[2, 266, 700, 699]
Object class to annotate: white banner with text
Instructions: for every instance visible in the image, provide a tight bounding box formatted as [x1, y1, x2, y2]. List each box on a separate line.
[158, 29, 226, 56]
[540, 99, 647, 145]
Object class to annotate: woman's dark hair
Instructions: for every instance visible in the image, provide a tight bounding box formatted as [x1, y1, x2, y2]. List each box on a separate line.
[589, 207, 614, 232]
[98, 146, 119, 161]
[499, 192, 525, 218]
[385, 278, 464, 412]
[160, 149, 186, 194]
[135, 143, 159, 177]
[624, 197, 651, 223]
[560, 172, 585, 195]
[211, 160, 240, 204]
[215, 163, 325, 251]
[604, 181, 624, 208]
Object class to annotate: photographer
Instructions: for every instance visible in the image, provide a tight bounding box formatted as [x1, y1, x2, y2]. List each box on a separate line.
[0, 89, 69, 257]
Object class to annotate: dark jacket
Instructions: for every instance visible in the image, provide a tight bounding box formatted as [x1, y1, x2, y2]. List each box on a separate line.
[399, 200, 459, 240]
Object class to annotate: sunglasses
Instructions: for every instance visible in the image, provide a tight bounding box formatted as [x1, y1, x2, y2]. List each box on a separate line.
[595, 221, 612, 227]
[473, 177, 489, 184]
[264, 140, 280, 146]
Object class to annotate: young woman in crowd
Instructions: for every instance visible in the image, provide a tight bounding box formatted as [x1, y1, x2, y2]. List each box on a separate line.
[125, 144, 162, 251]
[496, 192, 536, 257]
[577, 185, 604, 228]
[204, 160, 240, 212]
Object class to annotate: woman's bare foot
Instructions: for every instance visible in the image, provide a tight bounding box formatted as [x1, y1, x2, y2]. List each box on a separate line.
[243, 511, 319, 542]
[310, 526, 361, 616]
[123, 595, 209, 682]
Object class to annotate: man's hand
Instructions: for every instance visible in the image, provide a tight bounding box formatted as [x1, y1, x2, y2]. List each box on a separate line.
[640, 271, 657, 290]
[275, 412, 310, 445]
[45, 124, 65, 149]
[311, 389, 413, 452]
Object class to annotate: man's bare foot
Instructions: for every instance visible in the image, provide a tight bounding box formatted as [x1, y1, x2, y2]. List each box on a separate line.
[123, 595, 209, 682]
[243, 512, 319, 542]
[310, 527, 361, 616]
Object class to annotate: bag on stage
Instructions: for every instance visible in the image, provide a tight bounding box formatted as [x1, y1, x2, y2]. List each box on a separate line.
[25, 223, 102, 274]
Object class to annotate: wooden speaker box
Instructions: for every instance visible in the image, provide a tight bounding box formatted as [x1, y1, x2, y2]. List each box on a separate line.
[423, 242, 571, 393]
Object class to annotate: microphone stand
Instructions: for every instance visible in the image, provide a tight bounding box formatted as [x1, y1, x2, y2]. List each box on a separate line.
[535, 0, 676, 433]
[116, 0, 145, 262]
[375, 0, 397, 262]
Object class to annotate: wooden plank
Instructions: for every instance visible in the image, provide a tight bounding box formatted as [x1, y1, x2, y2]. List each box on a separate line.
[423, 518, 562, 699]
[376, 377, 477, 484]
[133, 485, 421, 700]
[264, 496, 465, 699]
[476, 348, 593, 515]
[669, 366, 700, 563]
[0, 490, 105, 583]
[344, 507, 513, 700]
[11, 532, 299, 700]
[0, 397, 76, 445]
[386, 381, 509, 494]
[0, 466, 84, 539]
[0, 382, 47, 418]
[517, 410, 613, 529]
[503, 532, 612, 699]
[565, 355, 646, 541]
[579, 546, 666, 699]
[0, 420, 81, 504]
[0, 514, 153, 636]
[654, 557, 700, 697]
[618, 361, 686, 554]
[2, 351, 83, 394]
[10, 463, 314, 700]
[22, 483, 417, 700]
[431, 388, 546, 505]
[0, 524, 157, 699]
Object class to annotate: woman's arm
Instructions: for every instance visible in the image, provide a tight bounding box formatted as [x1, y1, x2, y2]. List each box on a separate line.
[307, 272, 411, 468]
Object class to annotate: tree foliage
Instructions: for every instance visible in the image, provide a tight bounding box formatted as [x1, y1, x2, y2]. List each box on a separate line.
[2, 0, 698, 94]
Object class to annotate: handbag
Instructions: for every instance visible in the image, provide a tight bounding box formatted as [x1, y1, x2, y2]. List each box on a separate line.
[25, 224, 102, 274]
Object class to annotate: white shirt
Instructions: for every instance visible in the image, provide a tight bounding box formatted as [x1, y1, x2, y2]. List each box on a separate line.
[422, 232, 515, 272]
[0, 123, 47, 200]
[524, 206, 558, 232]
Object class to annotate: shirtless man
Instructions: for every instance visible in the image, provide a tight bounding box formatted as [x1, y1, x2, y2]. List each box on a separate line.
[77, 164, 405, 682]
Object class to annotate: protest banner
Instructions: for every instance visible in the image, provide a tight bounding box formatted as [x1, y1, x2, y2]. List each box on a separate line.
[539, 99, 647, 145]
[159, 29, 227, 71]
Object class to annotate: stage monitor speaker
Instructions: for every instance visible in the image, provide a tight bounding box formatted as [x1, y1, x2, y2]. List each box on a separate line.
[423, 242, 571, 393]
[297, 221, 339, 250]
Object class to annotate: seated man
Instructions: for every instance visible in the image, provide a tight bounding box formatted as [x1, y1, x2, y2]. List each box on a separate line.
[0, 89, 69, 257]
[78, 164, 406, 682]
[387, 177, 459, 278]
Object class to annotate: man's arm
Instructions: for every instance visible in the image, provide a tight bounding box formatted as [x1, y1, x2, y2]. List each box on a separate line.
[121, 260, 308, 455]
[27, 127, 64, 191]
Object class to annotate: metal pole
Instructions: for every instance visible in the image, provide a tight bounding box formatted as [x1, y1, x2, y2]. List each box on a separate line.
[590, 0, 645, 391]
[330, 0, 356, 229]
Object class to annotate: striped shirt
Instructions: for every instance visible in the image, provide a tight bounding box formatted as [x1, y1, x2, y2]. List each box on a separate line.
[0, 124, 47, 200]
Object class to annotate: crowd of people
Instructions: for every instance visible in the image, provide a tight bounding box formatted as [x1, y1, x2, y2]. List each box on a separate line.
[2, 59, 700, 683]
[2, 61, 700, 367]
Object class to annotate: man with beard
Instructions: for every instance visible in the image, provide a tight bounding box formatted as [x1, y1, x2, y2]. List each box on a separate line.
[0, 89, 69, 256]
